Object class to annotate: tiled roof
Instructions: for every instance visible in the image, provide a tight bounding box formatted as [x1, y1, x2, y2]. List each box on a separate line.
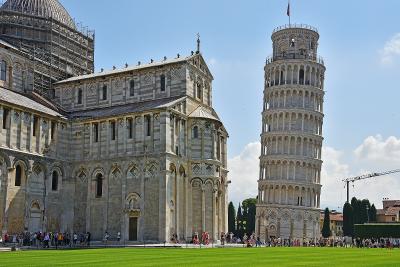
[69, 96, 185, 119]
[0, 87, 65, 118]
[55, 54, 197, 84]
[189, 105, 221, 122]
[377, 207, 400, 216]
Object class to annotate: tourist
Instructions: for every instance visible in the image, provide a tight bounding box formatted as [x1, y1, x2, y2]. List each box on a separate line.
[43, 233, 50, 248]
[117, 232, 121, 242]
[73, 233, 78, 246]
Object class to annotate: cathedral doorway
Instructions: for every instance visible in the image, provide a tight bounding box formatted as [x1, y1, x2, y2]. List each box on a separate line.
[129, 217, 138, 241]
[28, 202, 42, 232]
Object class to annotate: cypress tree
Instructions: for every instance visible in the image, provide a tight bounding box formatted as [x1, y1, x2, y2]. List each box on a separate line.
[360, 199, 371, 224]
[322, 208, 331, 238]
[369, 204, 377, 223]
[343, 202, 354, 237]
[236, 203, 243, 237]
[228, 202, 236, 233]
[242, 198, 257, 234]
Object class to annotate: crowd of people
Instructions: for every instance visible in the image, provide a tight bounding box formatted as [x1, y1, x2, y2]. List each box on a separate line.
[3, 230, 400, 249]
[1, 231, 94, 248]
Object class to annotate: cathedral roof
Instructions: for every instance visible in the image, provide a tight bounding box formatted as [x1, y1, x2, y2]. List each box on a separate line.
[1, 0, 76, 29]
[69, 96, 186, 120]
[55, 55, 197, 85]
[189, 105, 221, 123]
[0, 87, 65, 118]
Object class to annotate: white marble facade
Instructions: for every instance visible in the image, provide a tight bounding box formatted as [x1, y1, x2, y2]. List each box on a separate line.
[256, 25, 325, 241]
[0, 1, 228, 243]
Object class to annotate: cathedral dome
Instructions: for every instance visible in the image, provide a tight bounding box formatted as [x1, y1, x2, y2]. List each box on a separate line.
[1, 0, 76, 29]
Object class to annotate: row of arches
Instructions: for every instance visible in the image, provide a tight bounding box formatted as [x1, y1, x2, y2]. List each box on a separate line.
[258, 184, 321, 208]
[259, 160, 321, 183]
[265, 64, 325, 89]
[261, 136, 322, 159]
[262, 112, 323, 135]
[4, 158, 62, 192]
[264, 89, 323, 112]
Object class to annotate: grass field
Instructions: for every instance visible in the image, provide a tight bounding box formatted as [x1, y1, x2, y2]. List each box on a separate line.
[0, 247, 399, 267]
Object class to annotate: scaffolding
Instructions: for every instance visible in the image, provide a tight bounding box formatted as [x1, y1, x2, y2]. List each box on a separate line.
[0, 0, 95, 96]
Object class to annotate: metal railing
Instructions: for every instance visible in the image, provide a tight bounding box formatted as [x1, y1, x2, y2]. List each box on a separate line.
[273, 24, 318, 34]
[266, 54, 324, 65]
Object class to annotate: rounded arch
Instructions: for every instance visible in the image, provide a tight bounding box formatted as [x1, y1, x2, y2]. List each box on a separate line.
[91, 167, 105, 179]
[179, 165, 186, 177]
[12, 157, 29, 171]
[190, 177, 203, 187]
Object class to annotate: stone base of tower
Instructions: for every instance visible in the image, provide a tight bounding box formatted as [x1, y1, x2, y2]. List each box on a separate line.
[255, 204, 320, 242]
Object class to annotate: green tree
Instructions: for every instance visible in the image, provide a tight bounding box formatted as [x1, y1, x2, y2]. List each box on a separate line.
[236, 203, 243, 237]
[228, 202, 236, 233]
[242, 198, 257, 234]
[351, 197, 361, 224]
[321, 208, 331, 238]
[369, 204, 377, 223]
[360, 199, 371, 224]
[343, 202, 354, 237]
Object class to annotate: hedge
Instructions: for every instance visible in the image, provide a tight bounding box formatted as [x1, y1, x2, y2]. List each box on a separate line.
[354, 224, 400, 238]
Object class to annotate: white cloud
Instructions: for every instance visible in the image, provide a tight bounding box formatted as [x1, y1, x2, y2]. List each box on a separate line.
[228, 141, 260, 205]
[320, 146, 350, 209]
[380, 33, 400, 65]
[229, 135, 400, 210]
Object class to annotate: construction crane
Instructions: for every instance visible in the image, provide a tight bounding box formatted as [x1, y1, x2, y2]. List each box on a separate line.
[342, 169, 400, 203]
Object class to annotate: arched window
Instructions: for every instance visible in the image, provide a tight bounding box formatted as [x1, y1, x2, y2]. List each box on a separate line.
[197, 83, 202, 99]
[15, 165, 22, 186]
[130, 80, 135, 96]
[96, 174, 103, 197]
[193, 126, 199, 139]
[52, 171, 58, 191]
[0, 60, 7, 81]
[102, 85, 107, 100]
[77, 88, 83, 104]
[299, 69, 305, 84]
[160, 75, 166, 91]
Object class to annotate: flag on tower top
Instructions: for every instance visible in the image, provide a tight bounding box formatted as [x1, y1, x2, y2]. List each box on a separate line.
[287, 1, 290, 17]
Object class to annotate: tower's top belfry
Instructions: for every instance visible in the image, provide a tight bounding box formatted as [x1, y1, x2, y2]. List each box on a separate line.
[270, 25, 322, 64]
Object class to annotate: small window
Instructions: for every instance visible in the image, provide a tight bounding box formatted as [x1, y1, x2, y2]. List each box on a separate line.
[51, 171, 58, 191]
[93, 123, 99, 143]
[96, 173, 103, 197]
[197, 83, 202, 99]
[127, 118, 133, 139]
[77, 89, 83, 104]
[145, 115, 151, 136]
[15, 165, 22, 186]
[32, 116, 39, 137]
[129, 80, 135, 96]
[193, 126, 199, 139]
[50, 121, 56, 140]
[0, 60, 7, 81]
[2, 108, 10, 129]
[110, 121, 116, 141]
[102, 85, 107, 100]
[160, 75, 166, 91]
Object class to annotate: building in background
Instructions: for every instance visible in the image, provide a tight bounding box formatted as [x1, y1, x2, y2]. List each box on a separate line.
[256, 24, 326, 241]
[319, 210, 343, 237]
[0, 0, 229, 243]
[376, 199, 400, 223]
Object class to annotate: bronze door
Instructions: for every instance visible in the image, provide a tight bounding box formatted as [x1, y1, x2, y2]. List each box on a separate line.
[129, 217, 138, 241]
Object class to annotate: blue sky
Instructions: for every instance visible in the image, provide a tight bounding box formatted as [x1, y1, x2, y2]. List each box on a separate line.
[61, 0, 400, 209]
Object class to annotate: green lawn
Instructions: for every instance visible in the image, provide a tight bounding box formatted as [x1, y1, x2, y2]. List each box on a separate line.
[0, 247, 399, 267]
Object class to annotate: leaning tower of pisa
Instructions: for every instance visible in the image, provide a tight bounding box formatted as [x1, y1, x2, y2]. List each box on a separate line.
[255, 24, 326, 242]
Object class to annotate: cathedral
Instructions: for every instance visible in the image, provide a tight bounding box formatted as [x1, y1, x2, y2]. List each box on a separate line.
[0, 0, 229, 242]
